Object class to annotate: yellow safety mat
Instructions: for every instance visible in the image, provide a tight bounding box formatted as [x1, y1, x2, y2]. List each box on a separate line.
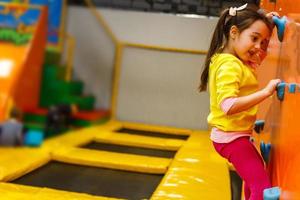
[0, 147, 50, 182]
[52, 146, 171, 174]
[151, 131, 231, 200]
[0, 182, 120, 200]
[94, 132, 184, 151]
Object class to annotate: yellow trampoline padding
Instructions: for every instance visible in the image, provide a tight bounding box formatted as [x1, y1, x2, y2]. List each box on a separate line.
[52, 146, 171, 174]
[0, 148, 50, 182]
[43, 127, 97, 149]
[94, 120, 191, 136]
[0, 182, 120, 200]
[120, 121, 191, 136]
[94, 120, 123, 132]
[94, 132, 184, 151]
[43, 121, 187, 151]
[151, 131, 231, 200]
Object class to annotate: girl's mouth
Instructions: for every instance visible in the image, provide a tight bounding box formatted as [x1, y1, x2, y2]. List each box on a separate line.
[248, 50, 256, 56]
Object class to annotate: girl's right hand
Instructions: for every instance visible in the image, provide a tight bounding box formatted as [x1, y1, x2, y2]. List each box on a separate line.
[263, 79, 282, 96]
[266, 11, 280, 19]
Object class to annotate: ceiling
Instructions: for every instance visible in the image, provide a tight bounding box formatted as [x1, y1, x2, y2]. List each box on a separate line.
[70, 0, 261, 17]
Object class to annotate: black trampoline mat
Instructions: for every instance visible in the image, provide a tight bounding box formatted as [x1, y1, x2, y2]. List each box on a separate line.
[12, 161, 163, 200]
[116, 128, 189, 140]
[82, 142, 176, 158]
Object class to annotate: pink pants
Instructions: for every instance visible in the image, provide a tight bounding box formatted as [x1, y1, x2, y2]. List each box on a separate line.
[213, 137, 271, 200]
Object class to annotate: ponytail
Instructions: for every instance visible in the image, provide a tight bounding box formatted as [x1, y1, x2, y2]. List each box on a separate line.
[199, 9, 230, 91]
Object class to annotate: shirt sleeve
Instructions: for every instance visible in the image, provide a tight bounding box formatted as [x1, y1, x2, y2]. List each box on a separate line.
[221, 97, 238, 114]
[216, 61, 242, 106]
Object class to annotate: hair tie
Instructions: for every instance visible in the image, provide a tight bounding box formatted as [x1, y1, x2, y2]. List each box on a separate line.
[229, 3, 248, 16]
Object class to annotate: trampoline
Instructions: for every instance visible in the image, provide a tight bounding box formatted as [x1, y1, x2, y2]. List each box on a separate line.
[82, 141, 176, 158]
[12, 161, 163, 200]
[116, 128, 189, 140]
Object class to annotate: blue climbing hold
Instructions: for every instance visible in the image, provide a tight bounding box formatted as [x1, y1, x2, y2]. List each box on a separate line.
[277, 82, 286, 101]
[273, 16, 287, 42]
[288, 83, 296, 93]
[260, 141, 271, 163]
[254, 120, 265, 134]
[263, 186, 281, 200]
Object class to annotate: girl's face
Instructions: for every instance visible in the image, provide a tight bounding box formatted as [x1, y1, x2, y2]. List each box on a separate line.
[230, 20, 271, 65]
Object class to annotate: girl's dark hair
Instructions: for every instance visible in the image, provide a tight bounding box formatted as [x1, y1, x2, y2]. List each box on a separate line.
[198, 5, 273, 92]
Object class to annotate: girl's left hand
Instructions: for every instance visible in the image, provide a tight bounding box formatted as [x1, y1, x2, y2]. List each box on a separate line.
[263, 79, 282, 96]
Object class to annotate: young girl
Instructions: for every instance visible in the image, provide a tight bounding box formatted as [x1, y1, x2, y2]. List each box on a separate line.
[199, 4, 281, 200]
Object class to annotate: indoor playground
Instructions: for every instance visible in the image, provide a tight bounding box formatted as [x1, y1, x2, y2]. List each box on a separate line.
[0, 0, 298, 199]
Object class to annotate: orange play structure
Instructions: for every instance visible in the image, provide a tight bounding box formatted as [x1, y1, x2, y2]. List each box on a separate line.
[0, 5, 47, 121]
[260, 0, 300, 16]
[258, 1, 300, 199]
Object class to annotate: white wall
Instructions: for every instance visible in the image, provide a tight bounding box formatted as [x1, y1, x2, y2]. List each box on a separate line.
[100, 9, 217, 50]
[117, 47, 210, 129]
[65, 6, 217, 129]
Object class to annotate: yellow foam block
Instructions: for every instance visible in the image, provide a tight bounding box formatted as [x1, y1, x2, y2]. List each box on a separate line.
[43, 127, 97, 149]
[173, 150, 227, 169]
[151, 166, 230, 200]
[0, 182, 119, 200]
[0, 147, 50, 182]
[120, 121, 192, 136]
[52, 147, 171, 174]
[94, 132, 184, 151]
[151, 131, 231, 200]
[184, 130, 214, 150]
[172, 131, 226, 166]
[94, 120, 123, 132]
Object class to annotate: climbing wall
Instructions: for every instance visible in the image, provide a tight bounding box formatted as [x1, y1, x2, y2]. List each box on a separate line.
[256, 12, 300, 199]
[260, 0, 300, 16]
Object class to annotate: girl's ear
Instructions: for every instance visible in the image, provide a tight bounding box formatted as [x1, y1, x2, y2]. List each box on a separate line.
[229, 25, 239, 39]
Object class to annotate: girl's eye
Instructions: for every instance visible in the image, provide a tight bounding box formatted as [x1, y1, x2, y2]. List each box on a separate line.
[252, 36, 258, 42]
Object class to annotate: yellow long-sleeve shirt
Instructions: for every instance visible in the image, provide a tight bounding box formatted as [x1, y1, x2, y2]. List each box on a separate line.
[207, 53, 258, 132]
